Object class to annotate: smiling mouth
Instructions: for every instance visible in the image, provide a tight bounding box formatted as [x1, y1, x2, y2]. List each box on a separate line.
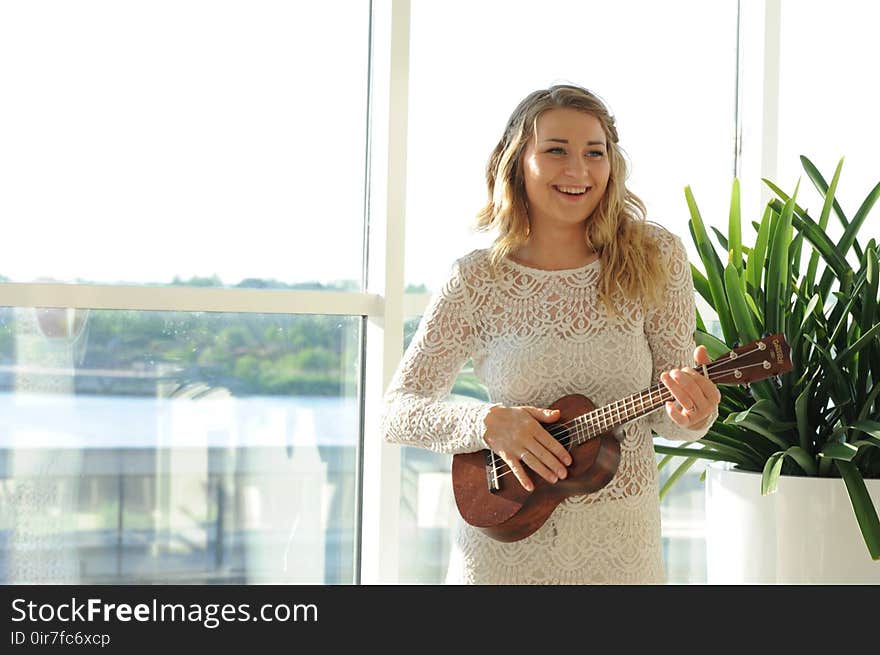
[554, 185, 591, 197]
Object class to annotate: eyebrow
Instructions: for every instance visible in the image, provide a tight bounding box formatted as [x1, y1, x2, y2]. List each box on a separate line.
[542, 138, 606, 146]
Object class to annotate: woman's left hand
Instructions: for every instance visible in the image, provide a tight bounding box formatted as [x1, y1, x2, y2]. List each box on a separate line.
[660, 345, 722, 429]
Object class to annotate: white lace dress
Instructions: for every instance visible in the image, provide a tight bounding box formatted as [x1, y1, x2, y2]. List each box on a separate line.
[380, 226, 713, 584]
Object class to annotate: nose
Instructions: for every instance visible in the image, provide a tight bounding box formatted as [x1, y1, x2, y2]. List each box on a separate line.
[563, 153, 593, 180]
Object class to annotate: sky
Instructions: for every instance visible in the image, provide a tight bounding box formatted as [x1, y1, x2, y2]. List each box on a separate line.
[1, 0, 877, 292]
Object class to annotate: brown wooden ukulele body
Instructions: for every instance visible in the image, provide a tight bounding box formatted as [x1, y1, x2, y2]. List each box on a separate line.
[451, 393, 620, 543]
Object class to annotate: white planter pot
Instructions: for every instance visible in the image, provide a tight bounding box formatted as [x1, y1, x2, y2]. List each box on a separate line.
[705, 461, 880, 583]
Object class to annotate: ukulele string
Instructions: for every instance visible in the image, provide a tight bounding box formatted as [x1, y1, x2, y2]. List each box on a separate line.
[550, 351, 768, 439]
[488, 356, 772, 484]
[539, 356, 768, 450]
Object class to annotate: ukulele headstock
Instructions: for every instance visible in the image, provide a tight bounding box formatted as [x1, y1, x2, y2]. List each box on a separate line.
[709, 333, 793, 386]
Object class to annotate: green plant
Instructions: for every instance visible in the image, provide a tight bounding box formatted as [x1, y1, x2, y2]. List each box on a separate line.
[654, 155, 880, 559]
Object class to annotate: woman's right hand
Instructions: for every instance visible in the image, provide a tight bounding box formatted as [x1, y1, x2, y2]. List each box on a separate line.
[482, 405, 572, 491]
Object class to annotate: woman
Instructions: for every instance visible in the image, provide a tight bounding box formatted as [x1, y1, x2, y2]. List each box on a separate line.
[380, 84, 721, 584]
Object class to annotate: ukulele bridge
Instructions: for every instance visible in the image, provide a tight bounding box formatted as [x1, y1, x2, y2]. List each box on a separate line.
[485, 451, 501, 493]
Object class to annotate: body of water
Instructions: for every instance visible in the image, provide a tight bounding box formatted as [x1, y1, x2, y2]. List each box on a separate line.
[0, 392, 359, 449]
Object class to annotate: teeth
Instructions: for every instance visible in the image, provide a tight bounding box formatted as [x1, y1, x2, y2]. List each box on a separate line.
[557, 186, 587, 195]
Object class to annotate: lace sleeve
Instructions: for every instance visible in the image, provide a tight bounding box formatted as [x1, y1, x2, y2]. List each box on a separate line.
[379, 259, 496, 455]
[642, 232, 716, 442]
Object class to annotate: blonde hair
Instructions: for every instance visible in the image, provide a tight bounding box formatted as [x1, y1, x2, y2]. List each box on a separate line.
[475, 84, 668, 313]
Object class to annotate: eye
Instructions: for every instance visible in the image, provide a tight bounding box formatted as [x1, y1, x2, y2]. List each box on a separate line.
[547, 147, 566, 154]
[586, 150, 606, 158]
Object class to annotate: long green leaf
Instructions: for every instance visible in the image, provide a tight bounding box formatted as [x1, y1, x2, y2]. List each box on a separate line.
[744, 383, 778, 409]
[698, 440, 756, 466]
[762, 177, 790, 203]
[849, 420, 880, 440]
[795, 381, 813, 453]
[827, 278, 866, 345]
[711, 227, 729, 252]
[762, 446, 818, 495]
[857, 382, 880, 422]
[857, 246, 877, 409]
[806, 335, 854, 405]
[804, 157, 845, 289]
[800, 155, 850, 233]
[866, 245, 880, 387]
[695, 305, 707, 333]
[691, 264, 713, 307]
[767, 188, 797, 336]
[835, 460, 880, 560]
[745, 399, 786, 423]
[793, 293, 821, 346]
[701, 433, 765, 467]
[820, 442, 859, 462]
[726, 413, 792, 450]
[744, 292, 764, 325]
[724, 263, 760, 344]
[836, 321, 880, 365]
[851, 437, 880, 451]
[768, 199, 851, 280]
[786, 445, 818, 475]
[746, 205, 773, 298]
[839, 179, 880, 259]
[659, 456, 699, 501]
[686, 186, 738, 343]
[653, 445, 738, 462]
[761, 452, 786, 495]
[708, 421, 777, 460]
[695, 330, 729, 359]
[729, 178, 742, 271]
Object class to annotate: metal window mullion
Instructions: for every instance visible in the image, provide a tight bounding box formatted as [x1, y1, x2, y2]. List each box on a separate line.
[353, 0, 377, 586]
[0, 283, 381, 316]
[360, 0, 409, 585]
[733, 0, 780, 219]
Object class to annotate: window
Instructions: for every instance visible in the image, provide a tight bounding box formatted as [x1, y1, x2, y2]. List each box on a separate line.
[400, 0, 738, 583]
[404, 0, 738, 292]
[397, 316, 488, 583]
[0, 1, 370, 289]
[0, 1, 371, 585]
[776, 0, 880, 245]
[0, 308, 360, 583]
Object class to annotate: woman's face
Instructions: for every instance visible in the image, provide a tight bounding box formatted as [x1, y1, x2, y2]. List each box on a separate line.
[520, 107, 611, 231]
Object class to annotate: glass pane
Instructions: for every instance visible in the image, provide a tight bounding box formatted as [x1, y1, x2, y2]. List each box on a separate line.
[397, 322, 714, 584]
[401, 0, 736, 583]
[0, 307, 360, 583]
[0, 2, 369, 288]
[397, 316, 489, 584]
[406, 0, 738, 291]
[777, 0, 880, 244]
[657, 446, 707, 584]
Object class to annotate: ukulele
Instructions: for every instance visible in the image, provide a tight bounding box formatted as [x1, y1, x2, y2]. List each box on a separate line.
[451, 333, 793, 543]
